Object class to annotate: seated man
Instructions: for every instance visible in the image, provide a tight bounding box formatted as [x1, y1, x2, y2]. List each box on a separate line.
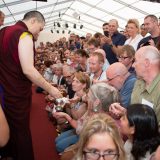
[106, 62, 136, 108]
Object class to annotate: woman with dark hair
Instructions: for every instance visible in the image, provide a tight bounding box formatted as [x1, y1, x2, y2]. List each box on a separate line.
[75, 49, 89, 72]
[110, 103, 160, 160]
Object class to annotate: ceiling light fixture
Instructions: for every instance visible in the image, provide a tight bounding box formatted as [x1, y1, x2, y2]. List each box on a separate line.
[80, 25, 83, 29]
[57, 22, 61, 27]
[73, 24, 76, 28]
[65, 23, 69, 28]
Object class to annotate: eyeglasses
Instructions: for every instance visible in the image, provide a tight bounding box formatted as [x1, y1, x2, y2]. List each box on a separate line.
[83, 150, 119, 160]
[107, 71, 128, 81]
[117, 56, 129, 60]
[88, 47, 96, 52]
[107, 75, 120, 81]
[63, 74, 73, 79]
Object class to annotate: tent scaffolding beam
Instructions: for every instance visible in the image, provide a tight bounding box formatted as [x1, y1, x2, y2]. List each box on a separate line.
[1, 0, 160, 35]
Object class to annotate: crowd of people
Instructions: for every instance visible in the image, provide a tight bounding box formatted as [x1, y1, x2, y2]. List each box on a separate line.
[0, 9, 160, 160]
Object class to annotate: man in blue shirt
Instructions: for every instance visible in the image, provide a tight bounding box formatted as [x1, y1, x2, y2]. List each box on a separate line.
[106, 62, 136, 108]
[102, 19, 126, 64]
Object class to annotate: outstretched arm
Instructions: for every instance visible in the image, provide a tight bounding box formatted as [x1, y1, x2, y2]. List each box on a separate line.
[18, 35, 62, 99]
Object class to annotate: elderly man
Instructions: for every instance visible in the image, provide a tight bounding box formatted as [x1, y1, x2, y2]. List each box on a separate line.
[131, 46, 160, 125]
[62, 65, 75, 99]
[102, 19, 126, 64]
[0, 11, 5, 27]
[106, 62, 136, 108]
[0, 11, 62, 160]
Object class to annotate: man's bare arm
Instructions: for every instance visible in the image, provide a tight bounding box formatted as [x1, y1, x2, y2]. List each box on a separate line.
[18, 35, 62, 98]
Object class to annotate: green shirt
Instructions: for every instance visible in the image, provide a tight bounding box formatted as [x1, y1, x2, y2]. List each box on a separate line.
[131, 74, 160, 125]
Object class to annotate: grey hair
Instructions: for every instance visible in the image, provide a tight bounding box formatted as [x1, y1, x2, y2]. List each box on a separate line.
[23, 11, 45, 23]
[62, 65, 76, 74]
[90, 83, 120, 112]
[142, 46, 160, 63]
[54, 63, 63, 69]
[109, 19, 119, 27]
[144, 14, 158, 23]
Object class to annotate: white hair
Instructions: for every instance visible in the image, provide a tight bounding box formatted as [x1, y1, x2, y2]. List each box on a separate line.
[142, 46, 160, 63]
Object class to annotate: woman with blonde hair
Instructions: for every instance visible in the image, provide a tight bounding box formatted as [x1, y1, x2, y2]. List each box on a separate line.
[74, 113, 126, 160]
[125, 19, 143, 51]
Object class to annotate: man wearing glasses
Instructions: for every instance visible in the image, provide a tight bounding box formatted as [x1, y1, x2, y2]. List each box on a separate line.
[106, 62, 136, 108]
[62, 65, 75, 99]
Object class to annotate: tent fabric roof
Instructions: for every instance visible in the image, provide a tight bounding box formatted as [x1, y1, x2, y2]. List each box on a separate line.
[1, 0, 160, 36]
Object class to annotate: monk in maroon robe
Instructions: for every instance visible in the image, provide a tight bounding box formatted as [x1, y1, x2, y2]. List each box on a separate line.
[0, 11, 62, 160]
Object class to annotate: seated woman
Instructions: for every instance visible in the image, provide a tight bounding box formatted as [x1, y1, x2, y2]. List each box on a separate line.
[117, 45, 135, 73]
[68, 71, 90, 120]
[54, 72, 90, 152]
[74, 113, 125, 160]
[53, 83, 119, 153]
[109, 103, 160, 160]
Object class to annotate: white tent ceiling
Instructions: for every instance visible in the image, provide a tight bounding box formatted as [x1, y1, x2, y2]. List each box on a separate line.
[1, 0, 160, 36]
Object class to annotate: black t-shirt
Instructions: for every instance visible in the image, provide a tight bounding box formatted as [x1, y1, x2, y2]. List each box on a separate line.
[137, 35, 160, 50]
[102, 31, 126, 64]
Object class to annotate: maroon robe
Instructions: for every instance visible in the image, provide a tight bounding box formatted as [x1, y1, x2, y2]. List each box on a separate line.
[0, 21, 34, 160]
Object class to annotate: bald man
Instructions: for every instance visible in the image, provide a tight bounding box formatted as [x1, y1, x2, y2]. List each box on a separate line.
[106, 62, 136, 108]
[0, 11, 5, 27]
[131, 46, 160, 125]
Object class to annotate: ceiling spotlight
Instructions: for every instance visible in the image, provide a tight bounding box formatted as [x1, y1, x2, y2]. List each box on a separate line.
[80, 25, 83, 29]
[62, 30, 65, 34]
[51, 29, 53, 33]
[57, 22, 61, 27]
[68, 30, 71, 34]
[65, 23, 69, 28]
[54, 22, 56, 27]
[73, 24, 76, 29]
[57, 30, 59, 33]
